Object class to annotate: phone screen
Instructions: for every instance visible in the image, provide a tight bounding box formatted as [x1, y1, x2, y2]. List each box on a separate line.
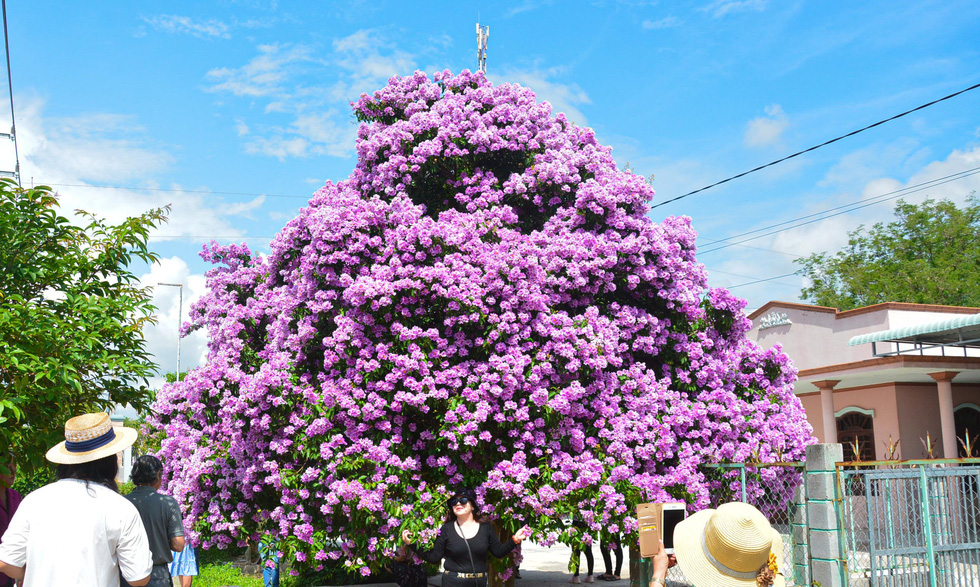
[662, 509, 686, 551]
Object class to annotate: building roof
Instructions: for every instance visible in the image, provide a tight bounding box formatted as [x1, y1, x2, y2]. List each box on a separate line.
[749, 301, 980, 321]
[848, 313, 980, 348]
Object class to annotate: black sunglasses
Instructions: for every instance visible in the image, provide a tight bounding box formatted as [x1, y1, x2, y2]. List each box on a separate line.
[448, 496, 470, 507]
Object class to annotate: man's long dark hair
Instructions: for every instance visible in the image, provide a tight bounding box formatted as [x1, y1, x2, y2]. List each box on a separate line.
[56, 454, 119, 493]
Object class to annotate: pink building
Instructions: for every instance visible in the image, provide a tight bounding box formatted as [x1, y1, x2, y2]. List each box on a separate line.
[747, 301, 980, 461]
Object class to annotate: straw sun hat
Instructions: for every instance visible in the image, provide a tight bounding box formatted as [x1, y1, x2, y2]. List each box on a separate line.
[45, 412, 138, 465]
[673, 502, 785, 587]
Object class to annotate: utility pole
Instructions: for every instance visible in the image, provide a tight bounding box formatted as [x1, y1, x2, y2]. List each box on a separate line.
[157, 283, 183, 377]
[1, 0, 21, 185]
[476, 22, 489, 74]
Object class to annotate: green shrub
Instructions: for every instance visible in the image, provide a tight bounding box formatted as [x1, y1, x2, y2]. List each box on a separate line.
[11, 467, 54, 496]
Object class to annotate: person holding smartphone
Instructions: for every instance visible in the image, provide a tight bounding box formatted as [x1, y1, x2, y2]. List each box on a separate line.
[649, 502, 784, 587]
[401, 489, 530, 587]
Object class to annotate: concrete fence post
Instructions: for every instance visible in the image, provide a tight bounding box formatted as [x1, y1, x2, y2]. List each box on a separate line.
[790, 482, 810, 585]
[805, 443, 844, 587]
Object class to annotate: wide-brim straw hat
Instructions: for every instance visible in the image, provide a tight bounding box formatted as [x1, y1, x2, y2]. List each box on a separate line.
[46, 412, 138, 465]
[674, 502, 786, 587]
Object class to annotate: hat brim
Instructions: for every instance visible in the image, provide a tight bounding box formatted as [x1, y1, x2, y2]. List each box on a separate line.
[673, 509, 786, 587]
[46, 426, 138, 465]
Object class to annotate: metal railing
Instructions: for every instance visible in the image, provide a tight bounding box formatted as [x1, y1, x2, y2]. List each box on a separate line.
[836, 458, 980, 587]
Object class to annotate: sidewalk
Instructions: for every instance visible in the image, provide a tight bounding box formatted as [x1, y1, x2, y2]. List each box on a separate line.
[334, 540, 632, 587]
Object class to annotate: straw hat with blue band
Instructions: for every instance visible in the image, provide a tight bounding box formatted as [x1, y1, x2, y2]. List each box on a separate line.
[45, 412, 138, 465]
[673, 502, 785, 587]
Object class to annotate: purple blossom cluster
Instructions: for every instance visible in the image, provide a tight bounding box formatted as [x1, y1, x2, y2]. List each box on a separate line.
[151, 70, 814, 572]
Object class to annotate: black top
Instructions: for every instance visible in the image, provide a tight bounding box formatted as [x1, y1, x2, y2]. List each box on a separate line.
[125, 486, 184, 566]
[415, 522, 517, 572]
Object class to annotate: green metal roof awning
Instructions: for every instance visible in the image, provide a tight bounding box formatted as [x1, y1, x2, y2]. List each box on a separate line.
[848, 313, 980, 350]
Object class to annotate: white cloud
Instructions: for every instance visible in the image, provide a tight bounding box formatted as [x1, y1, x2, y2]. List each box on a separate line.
[744, 104, 788, 148]
[244, 135, 310, 160]
[330, 29, 418, 101]
[14, 96, 259, 241]
[703, 0, 767, 18]
[205, 30, 415, 160]
[140, 257, 209, 380]
[492, 68, 592, 127]
[505, 0, 555, 18]
[22, 110, 171, 183]
[242, 110, 356, 161]
[643, 16, 681, 29]
[696, 144, 980, 309]
[142, 15, 231, 39]
[225, 195, 266, 217]
[206, 43, 312, 97]
[817, 138, 923, 190]
[770, 145, 980, 261]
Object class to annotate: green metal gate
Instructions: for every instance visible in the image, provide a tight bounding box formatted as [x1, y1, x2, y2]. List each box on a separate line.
[837, 460, 980, 586]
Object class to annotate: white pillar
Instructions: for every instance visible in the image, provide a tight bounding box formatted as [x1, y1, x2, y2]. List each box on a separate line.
[929, 371, 959, 458]
[813, 380, 841, 444]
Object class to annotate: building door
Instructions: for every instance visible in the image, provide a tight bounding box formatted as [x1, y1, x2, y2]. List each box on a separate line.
[954, 404, 980, 457]
[837, 410, 876, 461]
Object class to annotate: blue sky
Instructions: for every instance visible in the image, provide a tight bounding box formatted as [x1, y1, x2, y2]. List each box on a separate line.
[4, 0, 980, 378]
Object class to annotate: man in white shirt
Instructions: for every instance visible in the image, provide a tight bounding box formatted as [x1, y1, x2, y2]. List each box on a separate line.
[0, 413, 153, 587]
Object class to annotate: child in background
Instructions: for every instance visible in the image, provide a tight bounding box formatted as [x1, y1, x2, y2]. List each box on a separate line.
[170, 542, 199, 587]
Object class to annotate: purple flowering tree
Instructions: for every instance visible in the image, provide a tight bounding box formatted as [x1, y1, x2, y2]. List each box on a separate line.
[151, 70, 814, 576]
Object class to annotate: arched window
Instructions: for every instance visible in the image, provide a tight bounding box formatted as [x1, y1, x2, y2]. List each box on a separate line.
[954, 404, 980, 458]
[837, 409, 876, 462]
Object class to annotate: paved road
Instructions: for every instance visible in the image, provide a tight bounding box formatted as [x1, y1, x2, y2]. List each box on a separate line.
[418, 540, 635, 587]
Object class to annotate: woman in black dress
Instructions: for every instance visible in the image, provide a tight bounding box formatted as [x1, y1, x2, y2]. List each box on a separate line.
[402, 489, 529, 587]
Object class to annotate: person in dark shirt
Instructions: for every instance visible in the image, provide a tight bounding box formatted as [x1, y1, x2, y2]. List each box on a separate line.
[124, 455, 185, 587]
[402, 489, 529, 587]
[0, 454, 21, 587]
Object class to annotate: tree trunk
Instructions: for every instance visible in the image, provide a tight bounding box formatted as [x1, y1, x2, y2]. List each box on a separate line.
[489, 520, 517, 587]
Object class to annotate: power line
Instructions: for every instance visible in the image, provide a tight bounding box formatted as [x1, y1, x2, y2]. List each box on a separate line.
[704, 267, 799, 288]
[650, 80, 980, 210]
[726, 271, 801, 290]
[698, 237, 801, 258]
[699, 166, 980, 248]
[44, 182, 309, 200]
[145, 167, 980, 247]
[698, 167, 980, 255]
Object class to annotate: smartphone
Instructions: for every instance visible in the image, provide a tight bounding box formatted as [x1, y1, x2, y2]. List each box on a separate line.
[661, 503, 686, 555]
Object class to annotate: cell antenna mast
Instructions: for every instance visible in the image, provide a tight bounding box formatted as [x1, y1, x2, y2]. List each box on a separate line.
[476, 22, 489, 73]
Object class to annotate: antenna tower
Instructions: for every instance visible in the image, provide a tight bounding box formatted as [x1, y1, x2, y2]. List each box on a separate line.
[476, 22, 489, 73]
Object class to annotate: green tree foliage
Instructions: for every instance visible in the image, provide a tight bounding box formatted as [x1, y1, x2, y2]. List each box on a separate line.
[797, 194, 980, 310]
[0, 179, 168, 467]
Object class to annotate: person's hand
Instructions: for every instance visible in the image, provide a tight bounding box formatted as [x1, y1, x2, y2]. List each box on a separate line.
[651, 540, 669, 585]
[512, 525, 530, 543]
[401, 529, 413, 544]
